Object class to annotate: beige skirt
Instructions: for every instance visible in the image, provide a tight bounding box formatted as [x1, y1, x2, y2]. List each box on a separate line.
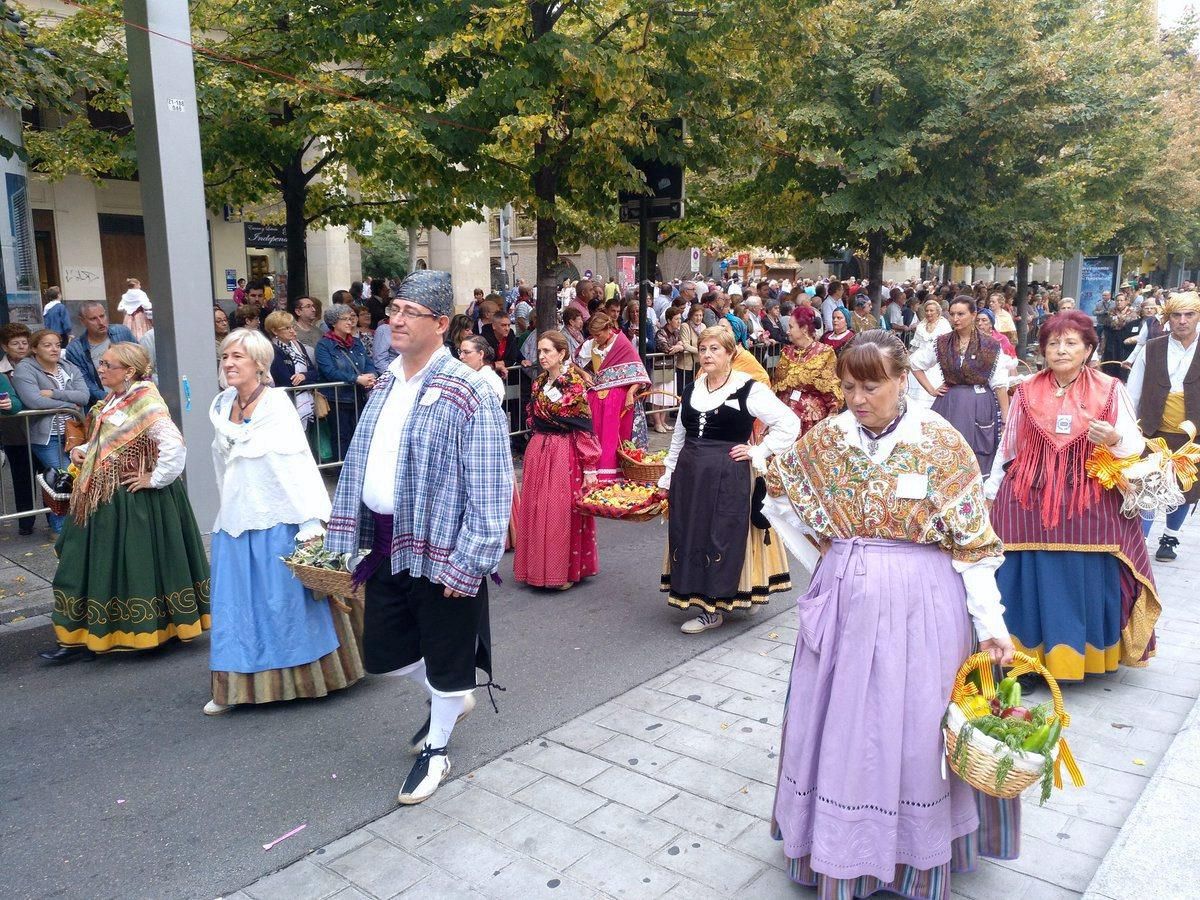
[660, 525, 791, 613]
[211, 600, 365, 706]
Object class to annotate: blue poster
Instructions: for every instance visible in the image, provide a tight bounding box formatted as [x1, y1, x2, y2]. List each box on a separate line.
[1080, 256, 1120, 316]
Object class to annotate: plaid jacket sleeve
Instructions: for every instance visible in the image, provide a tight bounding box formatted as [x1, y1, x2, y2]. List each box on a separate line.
[441, 393, 514, 595]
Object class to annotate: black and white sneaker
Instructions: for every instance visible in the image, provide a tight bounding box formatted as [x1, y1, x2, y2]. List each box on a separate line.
[408, 691, 476, 755]
[397, 745, 451, 805]
[1156, 536, 1179, 562]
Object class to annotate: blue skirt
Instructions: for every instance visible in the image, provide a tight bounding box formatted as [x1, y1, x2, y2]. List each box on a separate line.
[209, 523, 339, 673]
[997, 549, 1122, 682]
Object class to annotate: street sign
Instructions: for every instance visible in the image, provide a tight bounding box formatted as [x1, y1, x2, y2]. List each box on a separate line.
[619, 198, 684, 223]
[689, 247, 701, 271]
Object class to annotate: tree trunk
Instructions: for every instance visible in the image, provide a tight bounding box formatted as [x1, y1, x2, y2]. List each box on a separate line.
[534, 163, 559, 336]
[867, 231, 885, 314]
[1015, 251, 1030, 357]
[281, 152, 308, 303]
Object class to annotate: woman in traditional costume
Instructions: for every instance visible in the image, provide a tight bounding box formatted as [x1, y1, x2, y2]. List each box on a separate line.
[763, 329, 1019, 899]
[772, 305, 842, 435]
[514, 330, 601, 591]
[658, 326, 799, 634]
[911, 295, 1011, 477]
[1100, 292, 1140, 381]
[205, 329, 363, 715]
[38, 344, 210, 664]
[819, 305, 856, 356]
[907, 298, 951, 408]
[577, 313, 650, 482]
[986, 311, 1160, 682]
[460, 335, 519, 551]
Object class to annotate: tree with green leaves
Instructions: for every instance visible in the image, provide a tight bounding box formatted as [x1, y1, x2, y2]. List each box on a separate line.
[360, 220, 410, 281]
[398, 0, 781, 331]
[23, 0, 502, 301]
[726, 0, 1075, 310]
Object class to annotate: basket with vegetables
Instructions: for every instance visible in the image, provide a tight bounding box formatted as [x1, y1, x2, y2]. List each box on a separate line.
[282, 537, 361, 603]
[943, 651, 1085, 803]
[618, 440, 669, 483]
[575, 481, 668, 522]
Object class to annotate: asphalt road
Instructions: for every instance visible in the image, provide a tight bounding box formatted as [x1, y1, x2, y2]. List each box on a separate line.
[0, 518, 800, 900]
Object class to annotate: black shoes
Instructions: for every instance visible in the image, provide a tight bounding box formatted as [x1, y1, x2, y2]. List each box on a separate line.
[1156, 536, 1179, 562]
[38, 645, 96, 664]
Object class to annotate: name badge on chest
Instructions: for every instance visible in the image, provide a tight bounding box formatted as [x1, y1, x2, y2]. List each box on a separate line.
[544, 386, 563, 403]
[107, 410, 128, 427]
[973, 384, 986, 394]
[790, 389, 802, 402]
[896, 472, 928, 500]
[1055, 413, 1073, 435]
[419, 387, 441, 406]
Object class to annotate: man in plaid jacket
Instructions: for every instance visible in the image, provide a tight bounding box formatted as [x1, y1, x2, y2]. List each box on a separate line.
[327, 269, 513, 805]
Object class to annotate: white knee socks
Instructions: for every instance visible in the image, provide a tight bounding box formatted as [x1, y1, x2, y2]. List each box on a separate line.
[427, 693, 469, 750]
[386, 658, 428, 684]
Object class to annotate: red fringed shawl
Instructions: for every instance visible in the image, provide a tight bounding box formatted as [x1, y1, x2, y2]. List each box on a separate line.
[1006, 367, 1118, 529]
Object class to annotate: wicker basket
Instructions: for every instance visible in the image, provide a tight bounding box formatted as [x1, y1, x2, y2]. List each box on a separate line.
[943, 651, 1079, 800]
[575, 484, 668, 522]
[286, 560, 362, 602]
[618, 448, 667, 484]
[36, 472, 72, 517]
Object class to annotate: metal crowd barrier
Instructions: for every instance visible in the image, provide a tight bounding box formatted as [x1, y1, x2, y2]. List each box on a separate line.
[277, 379, 364, 472]
[270, 342, 789, 463]
[0, 407, 88, 523]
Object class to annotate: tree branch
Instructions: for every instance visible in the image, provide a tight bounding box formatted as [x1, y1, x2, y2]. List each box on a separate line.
[305, 196, 409, 225]
[302, 147, 338, 183]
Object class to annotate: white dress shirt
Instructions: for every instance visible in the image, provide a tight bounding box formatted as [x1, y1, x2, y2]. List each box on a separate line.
[362, 347, 448, 515]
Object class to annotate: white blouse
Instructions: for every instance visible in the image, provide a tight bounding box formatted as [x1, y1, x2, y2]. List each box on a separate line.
[209, 387, 331, 539]
[658, 371, 801, 490]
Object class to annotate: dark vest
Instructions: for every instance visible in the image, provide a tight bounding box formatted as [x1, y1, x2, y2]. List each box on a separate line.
[1138, 335, 1200, 434]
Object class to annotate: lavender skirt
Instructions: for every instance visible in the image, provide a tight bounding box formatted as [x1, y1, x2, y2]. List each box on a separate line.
[932, 383, 998, 477]
[772, 539, 1020, 900]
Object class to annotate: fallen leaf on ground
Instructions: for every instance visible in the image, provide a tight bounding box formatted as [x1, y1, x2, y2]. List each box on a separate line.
[1132, 759, 1145, 766]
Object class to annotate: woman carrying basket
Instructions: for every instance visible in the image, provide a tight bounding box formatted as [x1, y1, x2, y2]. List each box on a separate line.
[514, 330, 601, 591]
[763, 330, 1020, 898]
[204, 329, 363, 715]
[577, 313, 650, 482]
[658, 326, 799, 634]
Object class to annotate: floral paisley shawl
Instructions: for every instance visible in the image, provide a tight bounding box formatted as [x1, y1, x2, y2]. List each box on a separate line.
[766, 412, 1002, 565]
[529, 366, 593, 433]
[70, 381, 171, 524]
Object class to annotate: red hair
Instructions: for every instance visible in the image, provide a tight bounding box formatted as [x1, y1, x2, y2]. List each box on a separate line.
[791, 304, 817, 335]
[1038, 309, 1098, 357]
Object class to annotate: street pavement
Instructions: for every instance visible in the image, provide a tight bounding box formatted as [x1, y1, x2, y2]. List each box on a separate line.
[230, 516, 1200, 900]
[2, 492, 1197, 899]
[0, 514, 778, 900]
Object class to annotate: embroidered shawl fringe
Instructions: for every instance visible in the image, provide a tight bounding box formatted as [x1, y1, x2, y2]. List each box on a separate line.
[69, 433, 159, 525]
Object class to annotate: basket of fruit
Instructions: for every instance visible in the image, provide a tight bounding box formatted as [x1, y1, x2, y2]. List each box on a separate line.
[943, 651, 1084, 803]
[282, 537, 361, 603]
[576, 481, 668, 522]
[618, 440, 669, 483]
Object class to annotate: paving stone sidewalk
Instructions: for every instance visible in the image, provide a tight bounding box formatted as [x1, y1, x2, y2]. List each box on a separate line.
[229, 515, 1200, 900]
